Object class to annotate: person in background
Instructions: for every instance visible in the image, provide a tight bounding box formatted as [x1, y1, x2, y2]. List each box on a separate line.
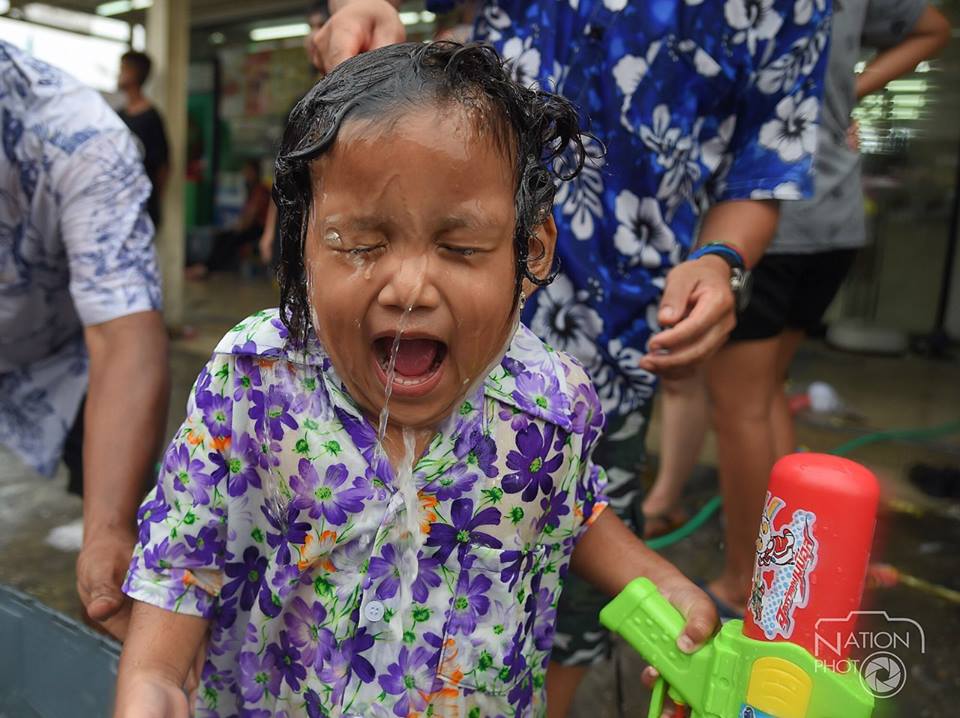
[641, 371, 709, 539]
[310, 1, 831, 715]
[186, 158, 271, 280]
[258, 0, 331, 269]
[0, 40, 169, 639]
[118, 50, 169, 229]
[704, 0, 951, 616]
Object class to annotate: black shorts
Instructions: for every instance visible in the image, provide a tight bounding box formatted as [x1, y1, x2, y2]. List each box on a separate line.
[730, 249, 858, 342]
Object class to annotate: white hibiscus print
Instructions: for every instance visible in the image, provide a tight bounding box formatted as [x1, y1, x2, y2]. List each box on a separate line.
[724, 0, 784, 55]
[676, 39, 721, 78]
[759, 93, 819, 162]
[554, 135, 605, 240]
[475, 4, 512, 44]
[594, 339, 657, 416]
[612, 42, 662, 130]
[603, 0, 628, 10]
[640, 105, 689, 171]
[757, 28, 827, 95]
[545, 60, 571, 94]
[700, 115, 736, 172]
[612, 190, 677, 268]
[613, 54, 650, 98]
[502, 35, 542, 88]
[750, 181, 803, 200]
[529, 273, 603, 369]
[639, 105, 702, 216]
[794, 0, 826, 24]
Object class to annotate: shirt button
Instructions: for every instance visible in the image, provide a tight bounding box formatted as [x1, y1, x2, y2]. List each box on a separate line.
[364, 600, 385, 622]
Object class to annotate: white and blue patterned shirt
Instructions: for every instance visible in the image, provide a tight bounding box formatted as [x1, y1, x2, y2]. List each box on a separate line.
[428, 0, 831, 423]
[0, 41, 162, 476]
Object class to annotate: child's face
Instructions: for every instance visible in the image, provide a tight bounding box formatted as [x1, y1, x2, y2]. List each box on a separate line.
[304, 106, 555, 431]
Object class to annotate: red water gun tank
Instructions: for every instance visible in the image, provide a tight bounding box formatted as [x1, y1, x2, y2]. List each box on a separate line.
[743, 453, 880, 663]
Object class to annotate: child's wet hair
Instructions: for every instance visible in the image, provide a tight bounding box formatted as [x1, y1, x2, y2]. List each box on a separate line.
[273, 41, 588, 346]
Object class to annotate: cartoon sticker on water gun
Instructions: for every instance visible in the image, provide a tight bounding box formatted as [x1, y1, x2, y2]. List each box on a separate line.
[758, 526, 796, 567]
[755, 494, 784, 553]
[750, 492, 819, 641]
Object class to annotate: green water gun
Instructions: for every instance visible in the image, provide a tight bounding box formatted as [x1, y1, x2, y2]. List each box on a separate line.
[599, 578, 875, 718]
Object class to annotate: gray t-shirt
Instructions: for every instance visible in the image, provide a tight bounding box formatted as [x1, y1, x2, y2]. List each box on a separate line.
[770, 0, 926, 254]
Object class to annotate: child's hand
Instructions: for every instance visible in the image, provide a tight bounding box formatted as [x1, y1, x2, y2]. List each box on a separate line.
[656, 573, 719, 653]
[114, 673, 190, 718]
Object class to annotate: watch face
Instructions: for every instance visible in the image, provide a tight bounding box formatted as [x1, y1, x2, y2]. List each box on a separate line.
[731, 268, 753, 312]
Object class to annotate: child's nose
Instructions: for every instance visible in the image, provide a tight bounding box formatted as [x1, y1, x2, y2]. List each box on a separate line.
[376, 254, 441, 311]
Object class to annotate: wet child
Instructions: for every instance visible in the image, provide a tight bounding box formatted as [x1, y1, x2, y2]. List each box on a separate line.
[114, 42, 716, 718]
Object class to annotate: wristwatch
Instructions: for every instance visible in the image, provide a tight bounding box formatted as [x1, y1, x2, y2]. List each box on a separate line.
[687, 242, 753, 312]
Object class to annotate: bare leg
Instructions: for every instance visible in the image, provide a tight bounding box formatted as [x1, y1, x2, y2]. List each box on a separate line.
[771, 329, 806, 458]
[706, 336, 781, 608]
[545, 661, 590, 718]
[643, 368, 709, 535]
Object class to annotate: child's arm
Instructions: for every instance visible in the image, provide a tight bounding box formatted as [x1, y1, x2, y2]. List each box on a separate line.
[114, 600, 209, 718]
[571, 509, 718, 653]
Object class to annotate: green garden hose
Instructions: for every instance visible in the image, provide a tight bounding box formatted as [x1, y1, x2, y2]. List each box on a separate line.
[647, 419, 960, 550]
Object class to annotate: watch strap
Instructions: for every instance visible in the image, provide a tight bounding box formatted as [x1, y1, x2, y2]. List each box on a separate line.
[688, 242, 745, 270]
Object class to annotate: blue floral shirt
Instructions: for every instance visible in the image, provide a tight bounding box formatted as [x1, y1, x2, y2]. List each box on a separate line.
[124, 309, 609, 718]
[0, 41, 161, 476]
[428, 0, 830, 425]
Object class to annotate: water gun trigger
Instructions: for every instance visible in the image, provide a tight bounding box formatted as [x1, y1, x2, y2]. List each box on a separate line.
[648, 677, 691, 718]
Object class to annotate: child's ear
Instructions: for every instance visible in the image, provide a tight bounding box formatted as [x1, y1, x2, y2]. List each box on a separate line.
[521, 214, 558, 299]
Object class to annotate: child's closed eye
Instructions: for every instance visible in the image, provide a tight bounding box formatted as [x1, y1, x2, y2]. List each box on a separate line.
[440, 244, 481, 257]
[344, 244, 386, 257]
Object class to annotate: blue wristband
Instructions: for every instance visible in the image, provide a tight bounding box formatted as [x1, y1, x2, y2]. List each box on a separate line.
[687, 242, 745, 269]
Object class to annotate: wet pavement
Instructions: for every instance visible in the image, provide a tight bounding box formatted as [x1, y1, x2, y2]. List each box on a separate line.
[1, 273, 958, 717]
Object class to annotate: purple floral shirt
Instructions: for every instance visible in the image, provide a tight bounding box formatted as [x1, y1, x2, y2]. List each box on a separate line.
[124, 309, 608, 718]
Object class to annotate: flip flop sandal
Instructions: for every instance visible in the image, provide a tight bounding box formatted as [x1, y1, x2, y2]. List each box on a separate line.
[694, 578, 744, 621]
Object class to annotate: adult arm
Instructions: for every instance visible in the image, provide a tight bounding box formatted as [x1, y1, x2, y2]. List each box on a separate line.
[856, 5, 951, 99]
[640, 199, 779, 377]
[58, 122, 169, 639]
[79, 311, 169, 637]
[643, 0, 830, 377]
[114, 601, 208, 718]
[311, 0, 406, 73]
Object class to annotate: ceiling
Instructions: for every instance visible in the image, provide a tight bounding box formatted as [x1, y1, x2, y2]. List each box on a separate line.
[9, 0, 318, 29]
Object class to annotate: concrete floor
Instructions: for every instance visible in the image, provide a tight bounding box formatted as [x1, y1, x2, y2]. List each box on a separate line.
[1, 273, 958, 717]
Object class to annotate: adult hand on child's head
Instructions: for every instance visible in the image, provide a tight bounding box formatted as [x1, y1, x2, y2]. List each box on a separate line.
[310, 0, 406, 74]
[656, 572, 719, 655]
[640, 255, 736, 379]
[77, 530, 136, 640]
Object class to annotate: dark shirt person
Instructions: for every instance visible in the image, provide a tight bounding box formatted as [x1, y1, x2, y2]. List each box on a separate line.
[259, 0, 331, 269]
[186, 159, 271, 280]
[118, 50, 169, 228]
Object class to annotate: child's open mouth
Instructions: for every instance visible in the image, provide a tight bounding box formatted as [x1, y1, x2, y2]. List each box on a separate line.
[372, 336, 448, 397]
